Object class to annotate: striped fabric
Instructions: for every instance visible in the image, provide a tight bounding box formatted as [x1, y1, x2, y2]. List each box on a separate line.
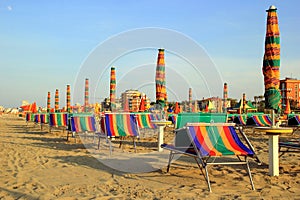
[55, 89, 60, 112]
[49, 113, 68, 127]
[26, 113, 35, 122]
[110, 67, 116, 111]
[135, 113, 158, 129]
[262, 6, 281, 111]
[40, 113, 49, 124]
[66, 84, 71, 113]
[155, 49, 167, 108]
[247, 115, 272, 127]
[168, 114, 177, 125]
[34, 114, 41, 123]
[47, 92, 51, 113]
[233, 115, 247, 126]
[70, 116, 97, 132]
[104, 113, 139, 137]
[84, 78, 89, 112]
[187, 124, 254, 157]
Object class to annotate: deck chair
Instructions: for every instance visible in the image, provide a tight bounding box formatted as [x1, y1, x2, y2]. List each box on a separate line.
[99, 113, 140, 154]
[175, 113, 227, 129]
[67, 115, 98, 143]
[161, 123, 260, 192]
[49, 113, 68, 132]
[134, 112, 159, 137]
[286, 115, 300, 134]
[167, 114, 177, 125]
[233, 115, 247, 126]
[25, 112, 35, 125]
[246, 115, 272, 127]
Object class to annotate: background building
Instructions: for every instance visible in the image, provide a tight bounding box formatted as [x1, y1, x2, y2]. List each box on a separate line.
[280, 77, 300, 109]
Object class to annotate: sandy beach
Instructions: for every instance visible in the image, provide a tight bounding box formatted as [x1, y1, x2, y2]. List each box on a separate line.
[0, 114, 300, 199]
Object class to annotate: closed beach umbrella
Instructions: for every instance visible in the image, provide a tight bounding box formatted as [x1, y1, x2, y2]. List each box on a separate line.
[66, 84, 71, 113]
[139, 96, 145, 112]
[284, 99, 291, 115]
[110, 67, 116, 111]
[262, 5, 281, 112]
[223, 83, 228, 113]
[155, 49, 167, 109]
[47, 92, 51, 113]
[174, 102, 180, 114]
[189, 88, 192, 112]
[84, 78, 89, 112]
[55, 89, 59, 112]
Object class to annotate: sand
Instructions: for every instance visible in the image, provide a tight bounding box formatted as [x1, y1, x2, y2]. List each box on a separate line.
[0, 114, 300, 200]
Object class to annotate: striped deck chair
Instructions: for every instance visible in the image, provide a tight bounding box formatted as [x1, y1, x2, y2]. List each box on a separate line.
[134, 113, 160, 137]
[40, 113, 49, 124]
[246, 115, 272, 127]
[286, 115, 300, 134]
[233, 115, 247, 126]
[25, 112, 35, 124]
[49, 113, 68, 132]
[67, 115, 98, 142]
[168, 114, 177, 125]
[161, 123, 260, 192]
[99, 113, 140, 153]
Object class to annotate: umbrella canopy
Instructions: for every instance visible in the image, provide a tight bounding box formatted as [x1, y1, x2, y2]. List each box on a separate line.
[155, 49, 167, 109]
[55, 89, 59, 112]
[84, 78, 89, 112]
[262, 5, 281, 112]
[66, 84, 71, 113]
[47, 91, 51, 113]
[284, 99, 291, 115]
[110, 67, 116, 111]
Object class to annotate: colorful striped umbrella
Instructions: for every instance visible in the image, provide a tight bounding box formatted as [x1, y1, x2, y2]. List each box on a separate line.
[66, 84, 71, 113]
[84, 78, 89, 112]
[155, 49, 167, 109]
[139, 96, 145, 112]
[55, 89, 59, 112]
[110, 67, 116, 111]
[174, 102, 180, 114]
[223, 83, 228, 113]
[262, 5, 281, 112]
[188, 88, 192, 112]
[47, 91, 51, 113]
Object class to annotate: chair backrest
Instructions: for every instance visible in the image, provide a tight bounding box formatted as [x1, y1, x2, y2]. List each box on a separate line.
[34, 113, 41, 123]
[40, 113, 49, 124]
[70, 116, 97, 132]
[246, 115, 272, 127]
[288, 115, 300, 126]
[168, 114, 177, 125]
[49, 113, 68, 127]
[104, 113, 139, 137]
[176, 113, 227, 129]
[134, 113, 158, 129]
[233, 115, 247, 126]
[26, 112, 35, 122]
[186, 123, 254, 157]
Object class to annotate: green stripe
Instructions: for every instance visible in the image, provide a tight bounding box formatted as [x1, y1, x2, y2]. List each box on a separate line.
[116, 114, 126, 136]
[208, 126, 234, 155]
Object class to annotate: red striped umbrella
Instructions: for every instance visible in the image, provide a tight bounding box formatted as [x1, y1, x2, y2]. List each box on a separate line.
[55, 89, 59, 112]
[262, 5, 281, 112]
[66, 84, 71, 113]
[110, 67, 116, 111]
[47, 91, 51, 113]
[155, 49, 167, 109]
[84, 78, 89, 112]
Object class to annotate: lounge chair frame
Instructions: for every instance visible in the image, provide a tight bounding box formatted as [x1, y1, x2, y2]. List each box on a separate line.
[162, 123, 260, 192]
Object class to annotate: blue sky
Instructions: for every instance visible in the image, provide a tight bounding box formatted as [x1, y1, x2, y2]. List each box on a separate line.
[0, 0, 299, 108]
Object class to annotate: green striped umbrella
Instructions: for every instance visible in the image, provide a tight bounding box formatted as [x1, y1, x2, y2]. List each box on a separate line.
[262, 5, 281, 112]
[155, 49, 167, 109]
[47, 91, 51, 113]
[55, 89, 59, 112]
[110, 67, 116, 111]
[84, 78, 89, 112]
[66, 84, 71, 113]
